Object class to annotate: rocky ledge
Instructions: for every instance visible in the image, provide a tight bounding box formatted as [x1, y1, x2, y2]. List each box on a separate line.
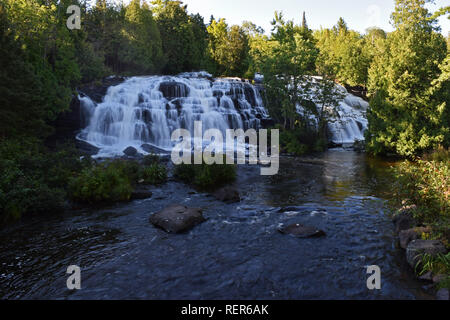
[392, 203, 449, 300]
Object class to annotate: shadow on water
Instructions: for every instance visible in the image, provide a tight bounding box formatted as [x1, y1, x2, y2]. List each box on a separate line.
[0, 149, 433, 299]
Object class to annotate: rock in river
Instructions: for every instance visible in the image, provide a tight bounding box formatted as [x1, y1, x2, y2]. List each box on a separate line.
[278, 223, 326, 238]
[212, 186, 240, 203]
[131, 189, 153, 200]
[149, 204, 205, 233]
[123, 146, 138, 157]
[399, 227, 431, 249]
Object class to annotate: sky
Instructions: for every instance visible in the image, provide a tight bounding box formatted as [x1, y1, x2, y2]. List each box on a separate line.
[179, 0, 449, 35]
[104, 0, 449, 35]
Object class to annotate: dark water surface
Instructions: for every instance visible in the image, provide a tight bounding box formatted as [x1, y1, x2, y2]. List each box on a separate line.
[0, 150, 432, 299]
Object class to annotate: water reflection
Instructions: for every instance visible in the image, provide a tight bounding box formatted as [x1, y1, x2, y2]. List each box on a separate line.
[0, 150, 430, 300]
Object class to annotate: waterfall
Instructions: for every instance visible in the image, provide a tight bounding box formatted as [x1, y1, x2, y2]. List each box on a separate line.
[77, 72, 269, 156]
[77, 72, 369, 157]
[296, 79, 369, 147]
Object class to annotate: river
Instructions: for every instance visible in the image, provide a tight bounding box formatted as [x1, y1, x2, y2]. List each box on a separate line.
[0, 150, 433, 299]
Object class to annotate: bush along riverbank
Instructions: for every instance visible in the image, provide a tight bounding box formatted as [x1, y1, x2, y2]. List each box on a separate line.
[0, 139, 240, 228]
[390, 148, 450, 300]
[0, 139, 169, 226]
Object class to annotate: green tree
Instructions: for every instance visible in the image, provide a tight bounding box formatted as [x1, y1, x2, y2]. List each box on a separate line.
[315, 18, 371, 87]
[366, 0, 448, 157]
[261, 12, 318, 129]
[207, 18, 250, 77]
[122, 0, 164, 74]
[152, 0, 197, 74]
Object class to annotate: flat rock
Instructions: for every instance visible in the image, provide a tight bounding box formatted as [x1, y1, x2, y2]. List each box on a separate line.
[149, 204, 205, 233]
[278, 223, 326, 238]
[212, 186, 240, 203]
[141, 144, 169, 155]
[406, 240, 447, 268]
[399, 227, 431, 249]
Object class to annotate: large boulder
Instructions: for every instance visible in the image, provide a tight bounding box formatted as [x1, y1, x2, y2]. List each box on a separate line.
[123, 146, 138, 157]
[406, 240, 447, 268]
[212, 186, 240, 203]
[149, 204, 205, 233]
[75, 140, 100, 156]
[399, 227, 431, 249]
[278, 223, 326, 238]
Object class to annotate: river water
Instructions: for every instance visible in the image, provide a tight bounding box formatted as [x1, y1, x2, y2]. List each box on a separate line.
[0, 150, 432, 299]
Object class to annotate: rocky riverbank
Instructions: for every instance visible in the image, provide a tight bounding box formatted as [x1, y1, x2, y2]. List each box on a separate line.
[392, 203, 449, 300]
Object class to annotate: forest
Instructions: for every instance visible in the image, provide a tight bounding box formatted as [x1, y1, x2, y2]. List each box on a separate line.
[0, 0, 449, 300]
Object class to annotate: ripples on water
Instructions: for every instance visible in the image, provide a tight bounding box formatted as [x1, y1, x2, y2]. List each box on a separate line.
[0, 150, 432, 299]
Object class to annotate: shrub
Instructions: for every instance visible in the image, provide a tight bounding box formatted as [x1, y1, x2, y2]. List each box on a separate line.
[174, 157, 236, 190]
[0, 140, 80, 224]
[393, 159, 449, 223]
[68, 162, 133, 204]
[142, 154, 162, 166]
[141, 164, 167, 185]
[277, 125, 324, 156]
[391, 149, 449, 250]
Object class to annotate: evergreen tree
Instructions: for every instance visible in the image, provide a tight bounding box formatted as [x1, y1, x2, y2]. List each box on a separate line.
[366, 0, 448, 156]
[152, 0, 196, 74]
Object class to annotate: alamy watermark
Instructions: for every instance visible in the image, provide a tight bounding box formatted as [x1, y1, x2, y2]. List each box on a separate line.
[366, 265, 381, 290]
[66, 5, 81, 30]
[66, 265, 81, 290]
[171, 121, 280, 176]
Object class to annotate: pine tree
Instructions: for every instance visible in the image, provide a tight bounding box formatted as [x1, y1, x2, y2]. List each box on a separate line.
[366, 0, 448, 156]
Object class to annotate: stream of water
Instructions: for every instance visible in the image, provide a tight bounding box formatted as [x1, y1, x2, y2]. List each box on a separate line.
[0, 150, 432, 299]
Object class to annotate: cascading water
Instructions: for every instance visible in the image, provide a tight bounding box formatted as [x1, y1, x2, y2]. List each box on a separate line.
[78, 72, 369, 156]
[326, 85, 369, 146]
[78, 72, 269, 156]
[296, 78, 369, 147]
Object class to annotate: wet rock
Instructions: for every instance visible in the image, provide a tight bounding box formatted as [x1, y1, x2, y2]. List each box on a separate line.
[406, 240, 447, 268]
[418, 271, 433, 281]
[75, 140, 100, 156]
[159, 81, 189, 99]
[123, 146, 138, 157]
[141, 144, 169, 154]
[278, 206, 303, 213]
[131, 189, 153, 200]
[278, 223, 326, 238]
[436, 288, 449, 300]
[78, 76, 126, 103]
[393, 209, 417, 233]
[212, 186, 240, 203]
[399, 227, 431, 249]
[149, 204, 205, 233]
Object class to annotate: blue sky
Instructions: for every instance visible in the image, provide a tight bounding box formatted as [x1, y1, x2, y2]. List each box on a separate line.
[180, 0, 449, 35]
[107, 0, 449, 35]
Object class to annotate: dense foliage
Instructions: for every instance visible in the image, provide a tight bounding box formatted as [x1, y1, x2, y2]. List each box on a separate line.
[174, 158, 236, 190]
[365, 0, 449, 157]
